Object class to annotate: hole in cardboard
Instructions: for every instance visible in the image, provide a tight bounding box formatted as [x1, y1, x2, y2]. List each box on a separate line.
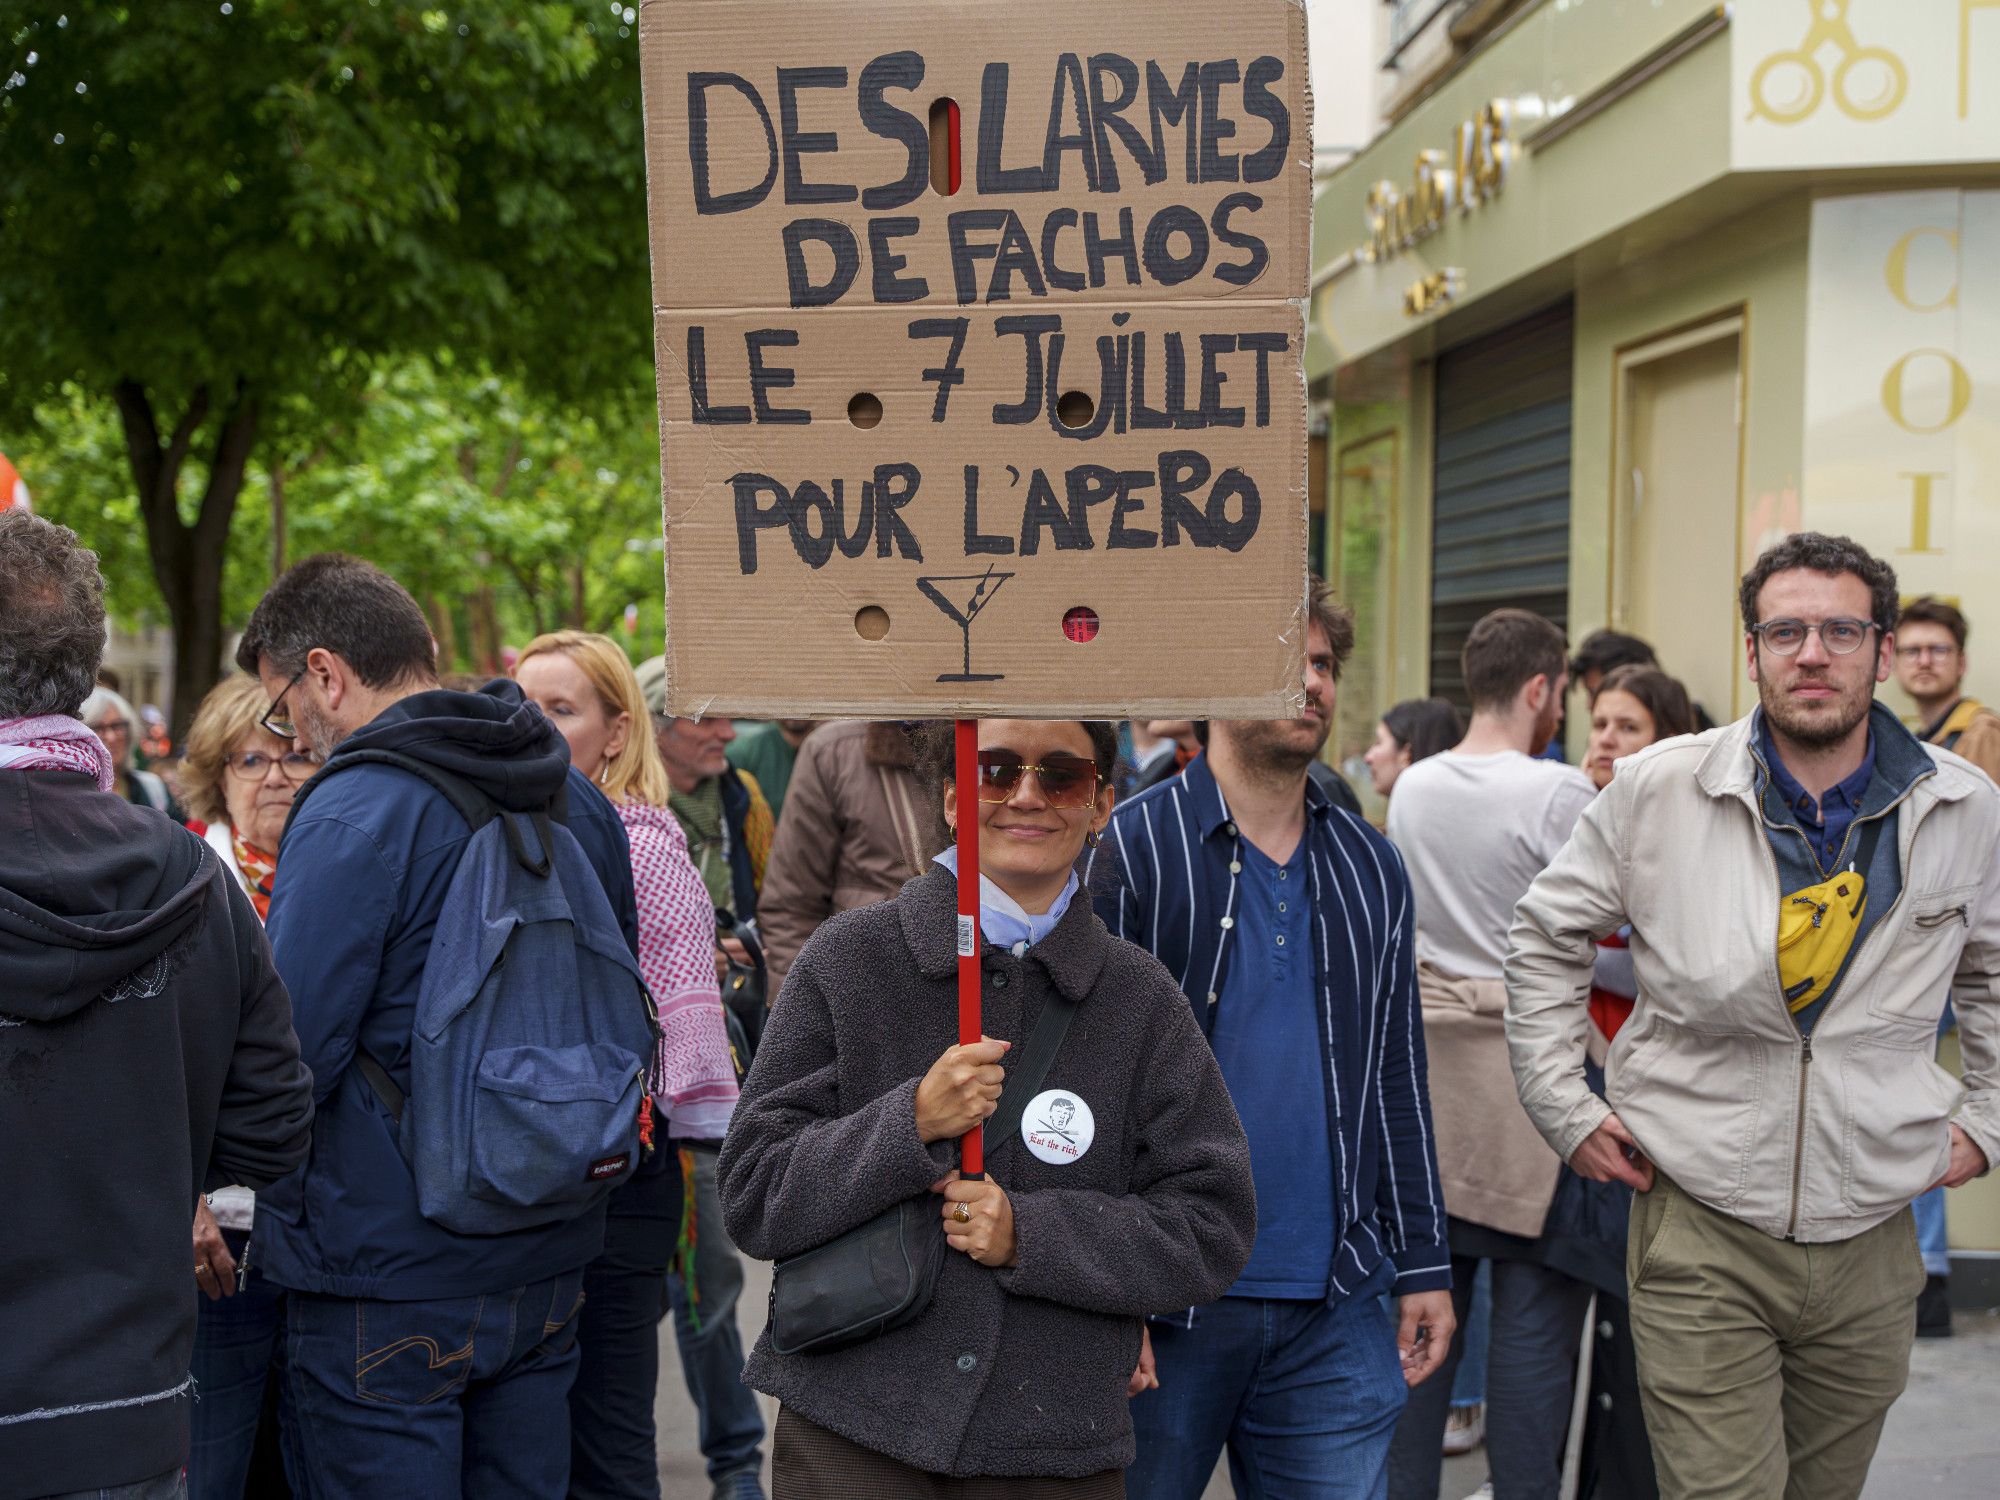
[1056, 390, 1096, 430]
[928, 99, 961, 197]
[1062, 606, 1100, 644]
[848, 392, 883, 429]
[854, 605, 891, 641]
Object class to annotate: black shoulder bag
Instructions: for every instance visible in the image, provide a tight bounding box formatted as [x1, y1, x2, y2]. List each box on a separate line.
[767, 986, 1080, 1356]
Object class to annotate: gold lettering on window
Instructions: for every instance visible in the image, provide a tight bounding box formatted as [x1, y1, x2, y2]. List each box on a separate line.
[1880, 349, 1973, 435]
[1883, 227, 1959, 313]
[1898, 471, 1948, 554]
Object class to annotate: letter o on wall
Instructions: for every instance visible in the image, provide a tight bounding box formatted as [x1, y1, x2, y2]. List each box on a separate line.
[1881, 348, 1972, 435]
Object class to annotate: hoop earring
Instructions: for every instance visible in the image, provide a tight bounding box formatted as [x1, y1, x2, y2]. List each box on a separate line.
[1085, 829, 1101, 849]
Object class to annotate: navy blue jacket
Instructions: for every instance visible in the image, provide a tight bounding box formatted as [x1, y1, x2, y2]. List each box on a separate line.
[259, 682, 639, 1300]
[1087, 754, 1451, 1300]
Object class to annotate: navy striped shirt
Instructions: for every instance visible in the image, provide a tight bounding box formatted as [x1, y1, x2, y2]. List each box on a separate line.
[1086, 753, 1451, 1300]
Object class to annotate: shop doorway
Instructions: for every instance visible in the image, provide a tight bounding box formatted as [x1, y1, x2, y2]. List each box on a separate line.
[1612, 312, 1745, 722]
[1429, 300, 1575, 708]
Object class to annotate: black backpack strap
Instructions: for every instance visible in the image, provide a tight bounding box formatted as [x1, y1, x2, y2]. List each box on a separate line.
[283, 748, 560, 875]
[283, 747, 499, 843]
[1848, 810, 1889, 877]
[984, 988, 1083, 1154]
[354, 1049, 407, 1124]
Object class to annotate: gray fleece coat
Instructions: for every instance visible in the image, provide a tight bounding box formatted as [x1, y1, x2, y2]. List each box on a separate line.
[717, 867, 1254, 1479]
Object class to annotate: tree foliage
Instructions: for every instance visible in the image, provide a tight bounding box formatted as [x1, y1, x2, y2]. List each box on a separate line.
[0, 1, 656, 729]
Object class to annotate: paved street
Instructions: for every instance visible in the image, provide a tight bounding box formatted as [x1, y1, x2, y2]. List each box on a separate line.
[655, 1256, 1998, 1499]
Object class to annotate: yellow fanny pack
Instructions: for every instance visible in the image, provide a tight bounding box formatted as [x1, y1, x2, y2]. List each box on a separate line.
[1775, 816, 1886, 1014]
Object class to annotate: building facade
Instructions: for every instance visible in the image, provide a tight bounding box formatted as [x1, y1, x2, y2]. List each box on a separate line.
[1310, 0, 2000, 1288]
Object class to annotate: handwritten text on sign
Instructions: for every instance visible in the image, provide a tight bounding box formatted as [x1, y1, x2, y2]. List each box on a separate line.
[639, 0, 1310, 719]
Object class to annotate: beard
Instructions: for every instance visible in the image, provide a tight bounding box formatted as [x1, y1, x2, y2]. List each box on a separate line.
[1227, 711, 1332, 777]
[1758, 669, 1874, 747]
[295, 696, 349, 760]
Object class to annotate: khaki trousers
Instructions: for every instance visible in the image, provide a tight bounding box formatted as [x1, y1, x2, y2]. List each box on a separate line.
[1626, 1174, 1924, 1500]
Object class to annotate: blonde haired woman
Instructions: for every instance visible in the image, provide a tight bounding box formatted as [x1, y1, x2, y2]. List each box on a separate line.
[515, 630, 746, 1498]
[177, 673, 321, 1499]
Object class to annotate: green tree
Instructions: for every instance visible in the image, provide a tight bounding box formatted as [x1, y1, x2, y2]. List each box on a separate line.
[0, 1, 653, 731]
[275, 358, 667, 674]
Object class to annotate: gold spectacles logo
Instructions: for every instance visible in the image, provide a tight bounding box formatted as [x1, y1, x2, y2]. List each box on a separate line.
[1749, 0, 1907, 124]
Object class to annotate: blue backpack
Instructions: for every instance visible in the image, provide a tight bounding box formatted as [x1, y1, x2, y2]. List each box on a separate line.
[302, 751, 659, 1235]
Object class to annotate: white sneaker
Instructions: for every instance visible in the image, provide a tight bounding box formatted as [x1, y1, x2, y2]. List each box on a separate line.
[1460, 1484, 1494, 1500]
[1443, 1402, 1485, 1456]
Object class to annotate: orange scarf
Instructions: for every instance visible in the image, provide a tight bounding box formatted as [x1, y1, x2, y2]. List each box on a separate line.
[232, 833, 277, 922]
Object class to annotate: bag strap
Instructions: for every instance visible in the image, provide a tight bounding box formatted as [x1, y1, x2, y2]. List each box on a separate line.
[1935, 698, 1983, 751]
[289, 748, 559, 1121]
[1845, 810, 1889, 878]
[984, 986, 1082, 1154]
[284, 747, 557, 875]
[355, 1049, 407, 1124]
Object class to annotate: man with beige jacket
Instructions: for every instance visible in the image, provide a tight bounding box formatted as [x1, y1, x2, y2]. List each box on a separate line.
[1506, 532, 1999, 1500]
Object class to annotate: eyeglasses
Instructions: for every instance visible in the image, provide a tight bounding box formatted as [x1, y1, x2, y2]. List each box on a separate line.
[260, 667, 308, 740]
[975, 750, 1100, 809]
[224, 750, 322, 782]
[1750, 618, 1876, 656]
[1895, 643, 1958, 662]
[94, 718, 132, 738]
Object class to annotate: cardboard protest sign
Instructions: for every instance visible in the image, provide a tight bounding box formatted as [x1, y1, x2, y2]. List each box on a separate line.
[637, 0, 1311, 718]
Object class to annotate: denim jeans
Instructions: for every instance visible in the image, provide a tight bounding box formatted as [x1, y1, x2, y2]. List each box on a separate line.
[1128, 1261, 1407, 1500]
[40, 1471, 186, 1500]
[283, 1269, 586, 1499]
[188, 1227, 288, 1500]
[1448, 1260, 1491, 1410]
[667, 1144, 765, 1485]
[1388, 1255, 1593, 1500]
[570, 1147, 682, 1500]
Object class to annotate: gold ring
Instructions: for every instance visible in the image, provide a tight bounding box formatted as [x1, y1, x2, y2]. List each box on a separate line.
[951, 1203, 972, 1224]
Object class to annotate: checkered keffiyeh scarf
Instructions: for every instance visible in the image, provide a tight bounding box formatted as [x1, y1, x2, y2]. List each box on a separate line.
[0, 715, 115, 791]
[615, 797, 740, 1139]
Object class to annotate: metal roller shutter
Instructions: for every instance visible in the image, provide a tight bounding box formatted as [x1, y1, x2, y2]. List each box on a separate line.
[1429, 300, 1574, 707]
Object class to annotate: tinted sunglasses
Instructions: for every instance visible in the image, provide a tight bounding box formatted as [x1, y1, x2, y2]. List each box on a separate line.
[975, 750, 1100, 809]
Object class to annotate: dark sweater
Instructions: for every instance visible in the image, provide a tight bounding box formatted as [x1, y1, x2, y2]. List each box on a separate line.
[717, 867, 1255, 1479]
[0, 770, 314, 1497]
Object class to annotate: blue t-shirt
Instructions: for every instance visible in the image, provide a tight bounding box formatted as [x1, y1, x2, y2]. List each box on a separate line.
[1209, 838, 1335, 1299]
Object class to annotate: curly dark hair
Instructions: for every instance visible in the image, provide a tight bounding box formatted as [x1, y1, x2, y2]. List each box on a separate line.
[0, 511, 107, 718]
[1738, 532, 1899, 638]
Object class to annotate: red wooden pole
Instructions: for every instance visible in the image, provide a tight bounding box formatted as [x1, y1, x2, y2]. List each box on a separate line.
[954, 717, 983, 1179]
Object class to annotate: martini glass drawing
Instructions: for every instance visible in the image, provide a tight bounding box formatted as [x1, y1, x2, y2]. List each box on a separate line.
[917, 565, 1015, 683]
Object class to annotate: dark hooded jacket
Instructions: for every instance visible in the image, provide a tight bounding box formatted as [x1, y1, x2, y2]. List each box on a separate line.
[0, 769, 313, 1498]
[256, 681, 639, 1300]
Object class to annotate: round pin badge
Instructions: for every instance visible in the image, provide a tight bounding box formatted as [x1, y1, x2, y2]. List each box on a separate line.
[1022, 1089, 1095, 1165]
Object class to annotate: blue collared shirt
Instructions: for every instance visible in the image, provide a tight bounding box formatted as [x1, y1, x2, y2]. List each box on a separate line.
[1759, 715, 1876, 873]
[1086, 753, 1451, 1302]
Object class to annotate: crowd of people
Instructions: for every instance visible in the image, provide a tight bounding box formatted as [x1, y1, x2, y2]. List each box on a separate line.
[1, 503, 1994, 1500]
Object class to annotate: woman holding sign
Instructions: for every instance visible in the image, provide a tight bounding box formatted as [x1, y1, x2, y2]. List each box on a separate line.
[718, 719, 1254, 1496]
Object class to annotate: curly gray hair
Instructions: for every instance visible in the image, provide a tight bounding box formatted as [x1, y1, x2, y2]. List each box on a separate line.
[0, 511, 107, 719]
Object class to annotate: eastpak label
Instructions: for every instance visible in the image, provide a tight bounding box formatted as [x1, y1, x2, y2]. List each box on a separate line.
[587, 1153, 632, 1182]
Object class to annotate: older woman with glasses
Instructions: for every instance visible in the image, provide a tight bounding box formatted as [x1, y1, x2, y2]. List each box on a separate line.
[80, 683, 185, 820]
[176, 673, 320, 1500]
